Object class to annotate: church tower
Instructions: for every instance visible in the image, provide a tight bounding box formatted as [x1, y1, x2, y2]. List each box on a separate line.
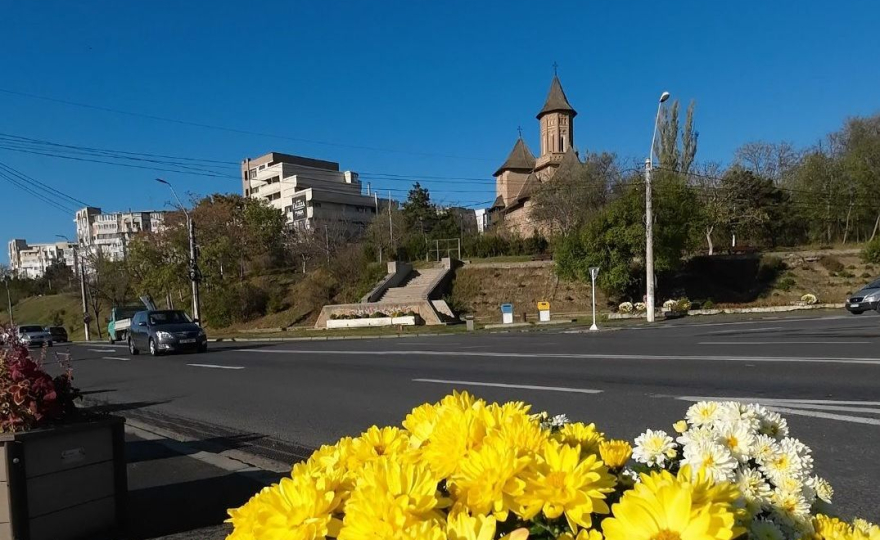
[534, 74, 576, 179]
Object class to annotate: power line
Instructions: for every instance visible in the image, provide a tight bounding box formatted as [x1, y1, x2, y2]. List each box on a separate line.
[0, 87, 491, 162]
[0, 161, 93, 208]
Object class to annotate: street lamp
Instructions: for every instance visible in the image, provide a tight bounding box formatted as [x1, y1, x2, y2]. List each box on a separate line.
[57, 234, 90, 340]
[645, 90, 670, 323]
[156, 178, 201, 322]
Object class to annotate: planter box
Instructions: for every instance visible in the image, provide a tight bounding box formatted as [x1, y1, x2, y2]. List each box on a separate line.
[326, 316, 417, 329]
[0, 417, 126, 540]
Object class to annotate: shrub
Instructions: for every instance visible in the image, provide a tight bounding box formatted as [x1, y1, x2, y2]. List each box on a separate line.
[801, 293, 819, 305]
[701, 299, 715, 309]
[369, 312, 387, 318]
[862, 237, 880, 264]
[776, 276, 797, 291]
[838, 270, 855, 279]
[0, 342, 80, 432]
[818, 255, 844, 274]
[861, 272, 873, 279]
[618, 302, 634, 313]
[633, 302, 646, 312]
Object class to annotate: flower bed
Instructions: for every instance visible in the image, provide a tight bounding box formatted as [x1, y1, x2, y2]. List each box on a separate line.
[226, 393, 877, 540]
[326, 316, 417, 329]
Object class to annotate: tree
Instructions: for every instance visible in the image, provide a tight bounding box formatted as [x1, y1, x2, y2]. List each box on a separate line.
[654, 100, 698, 175]
[734, 141, 801, 184]
[530, 151, 617, 236]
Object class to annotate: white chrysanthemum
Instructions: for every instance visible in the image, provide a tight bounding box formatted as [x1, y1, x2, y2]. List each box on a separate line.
[781, 437, 814, 473]
[757, 409, 789, 440]
[736, 466, 772, 514]
[676, 425, 716, 448]
[760, 442, 803, 484]
[686, 401, 721, 427]
[716, 420, 755, 462]
[770, 488, 811, 530]
[752, 434, 782, 465]
[807, 475, 833, 503]
[750, 519, 785, 540]
[632, 429, 677, 467]
[719, 401, 761, 431]
[852, 518, 877, 536]
[682, 441, 737, 483]
[549, 414, 569, 427]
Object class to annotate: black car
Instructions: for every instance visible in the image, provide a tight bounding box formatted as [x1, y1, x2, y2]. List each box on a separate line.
[45, 326, 69, 343]
[127, 310, 207, 356]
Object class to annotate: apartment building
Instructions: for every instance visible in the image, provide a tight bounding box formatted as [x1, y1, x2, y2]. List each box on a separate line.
[7, 239, 77, 278]
[75, 207, 166, 260]
[241, 152, 377, 232]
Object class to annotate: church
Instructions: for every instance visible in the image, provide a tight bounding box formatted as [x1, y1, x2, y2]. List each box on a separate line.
[489, 73, 583, 237]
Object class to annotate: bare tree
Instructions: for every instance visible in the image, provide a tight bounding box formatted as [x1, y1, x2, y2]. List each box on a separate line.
[734, 141, 801, 184]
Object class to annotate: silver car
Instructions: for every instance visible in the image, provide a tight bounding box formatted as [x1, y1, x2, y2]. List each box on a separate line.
[845, 278, 880, 314]
[16, 324, 54, 347]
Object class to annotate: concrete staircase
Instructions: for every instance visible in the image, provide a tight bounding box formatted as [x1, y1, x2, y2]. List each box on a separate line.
[378, 268, 446, 303]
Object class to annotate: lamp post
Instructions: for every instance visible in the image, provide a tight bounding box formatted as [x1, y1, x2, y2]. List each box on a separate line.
[57, 234, 90, 340]
[156, 179, 201, 322]
[645, 90, 670, 323]
[589, 266, 600, 331]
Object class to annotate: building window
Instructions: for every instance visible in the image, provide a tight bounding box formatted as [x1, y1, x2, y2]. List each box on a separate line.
[249, 168, 257, 179]
[259, 164, 266, 170]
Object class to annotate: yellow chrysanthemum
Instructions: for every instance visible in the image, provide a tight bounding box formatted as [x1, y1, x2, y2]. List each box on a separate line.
[439, 390, 481, 413]
[446, 511, 497, 540]
[813, 514, 853, 539]
[490, 409, 548, 456]
[420, 408, 488, 478]
[599, 440, 633, 469]
[403, 403, 441, 448]
[350, 426, 411, 462]
[339, 457, 447, 540]
[602, 470, 738, 540]
[674, 465, 741, 510]
[230, 474, 343, 540]
[559, 530, 604, 540]
[450, 435, 529, 520]
[517, 439, 616, 532]
[554, 422, 606, 455]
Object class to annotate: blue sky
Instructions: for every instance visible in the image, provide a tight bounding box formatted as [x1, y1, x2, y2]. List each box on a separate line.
[2, 0, 877, 262]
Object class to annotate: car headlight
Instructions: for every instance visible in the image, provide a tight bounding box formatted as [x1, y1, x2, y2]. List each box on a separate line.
[198, 329, 206, 337]
[21, 335, 31, 341]
[155, 331, 174, 340]
[864, 293, 880, 302]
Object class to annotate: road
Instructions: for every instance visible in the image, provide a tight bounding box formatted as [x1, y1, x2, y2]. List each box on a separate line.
[47, 312, 880, 521]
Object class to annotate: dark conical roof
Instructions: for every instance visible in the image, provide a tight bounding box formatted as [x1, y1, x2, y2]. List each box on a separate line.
[493, 137, 536, 177]
[537, 75, 577, 119]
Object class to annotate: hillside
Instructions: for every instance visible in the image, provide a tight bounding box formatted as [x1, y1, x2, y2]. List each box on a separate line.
[0, 293, 90, 341]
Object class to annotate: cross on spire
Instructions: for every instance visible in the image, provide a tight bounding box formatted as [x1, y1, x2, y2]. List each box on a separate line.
[552, 61, 558, 76]
[517, 125, 523, 139]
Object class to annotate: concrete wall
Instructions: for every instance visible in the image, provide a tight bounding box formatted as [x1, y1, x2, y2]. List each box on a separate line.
[314, 300, 444, 328]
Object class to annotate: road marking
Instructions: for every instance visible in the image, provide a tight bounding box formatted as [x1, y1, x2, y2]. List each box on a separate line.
[630, 315, 852, 330]
[413, 378, 602, 394]
[673, 396, 880, 426]
[89, 348, 117, 352]
[701, 327, 784, 336]
[240, 349, 880, 366]
[698, 341, 871, 345]
[675, 396, 880, 406]
[103, 356, 130, 361]
[186, 363, 245, 370]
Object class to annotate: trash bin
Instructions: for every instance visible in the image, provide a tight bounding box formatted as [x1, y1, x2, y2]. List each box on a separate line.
[465, 315, 475, 332]
[500, 303, 514, 324]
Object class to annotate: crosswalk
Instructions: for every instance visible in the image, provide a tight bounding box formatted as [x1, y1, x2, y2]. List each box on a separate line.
[675, 396, 880, 426]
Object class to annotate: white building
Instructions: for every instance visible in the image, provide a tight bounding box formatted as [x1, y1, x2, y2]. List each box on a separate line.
[475, 208, 490, 234]
[7, 239, 77, 279]
[241, 152, 377, 233]
[75, 207, 166, 260]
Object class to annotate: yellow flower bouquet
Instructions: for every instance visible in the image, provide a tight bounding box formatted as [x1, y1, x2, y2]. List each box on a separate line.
[226, 392, 878, 540]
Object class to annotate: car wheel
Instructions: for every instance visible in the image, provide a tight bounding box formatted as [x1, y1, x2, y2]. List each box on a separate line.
[198, 343, 208, 353]
[149, 338, 159, 357]
[128, 337, 139, 356]
[108, 335, 115, 344]
[852, 310, 864, 315]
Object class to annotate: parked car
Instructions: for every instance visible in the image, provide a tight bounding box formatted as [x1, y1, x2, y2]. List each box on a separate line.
[127, 310, 207, 356]
[845, 277, 880, 314]
[16, 325, 53, 347]
[45, 326, 69, 343]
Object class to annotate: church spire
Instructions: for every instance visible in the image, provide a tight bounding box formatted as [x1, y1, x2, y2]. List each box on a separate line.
[493, 135, 536, 177]
[536, 74, 577, 119]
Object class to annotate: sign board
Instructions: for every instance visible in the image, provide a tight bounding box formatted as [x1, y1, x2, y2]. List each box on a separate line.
[589, 266, 600, 280]
[500, 303, 514, 324]
[537, 301, 550, 311]
[291, 194, 308, 221]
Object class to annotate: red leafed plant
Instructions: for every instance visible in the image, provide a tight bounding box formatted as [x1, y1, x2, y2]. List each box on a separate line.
[0, 340, 80, 432]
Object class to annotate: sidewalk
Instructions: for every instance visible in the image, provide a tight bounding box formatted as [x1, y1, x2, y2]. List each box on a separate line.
[124, 428, 283, 540]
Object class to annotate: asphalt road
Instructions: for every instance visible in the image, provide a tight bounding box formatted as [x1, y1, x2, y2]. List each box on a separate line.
[46, 311, 880, 521]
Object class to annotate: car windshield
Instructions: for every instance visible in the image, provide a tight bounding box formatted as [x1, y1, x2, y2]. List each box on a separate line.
[19, 326, 43, 333]
[864, 279, 880, 289]
[148, 311, 192, 325]
[117, 307, 143, 319]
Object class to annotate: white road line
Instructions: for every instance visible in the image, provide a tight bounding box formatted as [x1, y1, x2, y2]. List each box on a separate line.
[698, 341, 871, 345]
[186, 363, 245, 370]
[413, 378, 602, 394]
[103, 356, 130, 361]
[240, 349, 880, 366]
[673, 396, 880, 426]
[677, 396, 880, 406]
[757, 406, 880, 427]
[89, 348, 117, 352]
[702, 327, 784, 336]
[631, 316, 852, 330]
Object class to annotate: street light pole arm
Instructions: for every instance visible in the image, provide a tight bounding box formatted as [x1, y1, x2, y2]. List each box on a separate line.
[650, 100, 664, 166]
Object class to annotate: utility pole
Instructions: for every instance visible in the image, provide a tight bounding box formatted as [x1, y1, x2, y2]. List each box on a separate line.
[645, 157, 655, 322]
[388, 191, 394, 251]
[373, 193, 382, 262]
[58, 235, 89, 340]
[645, 91, 670, 323]
[157, 179, 201, 322]
[3, 276, 13, 327]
